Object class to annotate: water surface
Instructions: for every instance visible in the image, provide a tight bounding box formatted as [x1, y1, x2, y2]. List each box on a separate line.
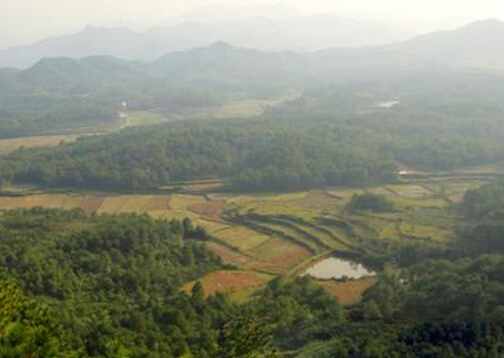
[304, 257, 375, 279]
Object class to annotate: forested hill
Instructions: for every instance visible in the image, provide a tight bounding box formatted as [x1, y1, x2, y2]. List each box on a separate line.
[3, 70, 504, 192]
[0, 208, 225, 356]
[0, 44, 303, 138]
[6, 208, 504, 357]
[3, 30, 504, 138]
[0, 119, 395, 191]
[0, 208, 349, 357]
[460, 180, 504, 253]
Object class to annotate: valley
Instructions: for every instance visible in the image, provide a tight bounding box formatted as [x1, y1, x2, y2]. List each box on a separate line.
[2, 15, 504, 357]
[0, 168, 494, 306]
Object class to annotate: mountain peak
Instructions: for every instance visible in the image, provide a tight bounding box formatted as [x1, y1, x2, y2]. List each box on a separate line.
[464, 18, 503, 26]
[80, 25, 135, 35]
[457, 18, 504, 32]
[208, 41, 234, 49]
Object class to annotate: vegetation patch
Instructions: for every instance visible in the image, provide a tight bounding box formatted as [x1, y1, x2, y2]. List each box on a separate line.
[215, 226, 272, 252]
[348, 193, 394, 212]
[317, 277, 377, 306]
[0, 194, 83, 210]
[385, 184, 433, 197]
[389, 196, 448, 208]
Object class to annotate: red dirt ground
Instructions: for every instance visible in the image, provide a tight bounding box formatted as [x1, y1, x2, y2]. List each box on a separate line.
[206, 242, 252, 266]
[82, 196, 105, 215]
[317, 277, 377, 305]
[188, 200, 227, 218]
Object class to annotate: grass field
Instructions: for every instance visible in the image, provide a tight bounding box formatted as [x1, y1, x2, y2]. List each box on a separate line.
[245, 237, 312, 274]
[182, 270, 273, 302]
[123, 96, 298, 128]
[214, 226, 272, 252]
[121, 111, 172, 127]
[0, 134, 80, 155]
[385, 184, 433, 197]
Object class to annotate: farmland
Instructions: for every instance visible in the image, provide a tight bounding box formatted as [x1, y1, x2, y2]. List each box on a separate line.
[121, 95, 298, 128]
[0, 134, 79, 155]
[182, 270, 273, 303]
[0, 173, 494, 303]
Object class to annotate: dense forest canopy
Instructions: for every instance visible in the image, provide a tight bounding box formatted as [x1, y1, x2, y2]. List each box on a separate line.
[3, 208, 504, 357]
[0, 119, 395, 191]
[0, 208, 225, 357]
[459, 180, 504, 253]
[2, 64, 504, 191]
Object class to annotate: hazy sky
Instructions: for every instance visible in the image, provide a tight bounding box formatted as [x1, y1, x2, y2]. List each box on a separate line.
[1, 0, 503, 48]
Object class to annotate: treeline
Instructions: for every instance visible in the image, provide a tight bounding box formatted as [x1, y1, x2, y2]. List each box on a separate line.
[362, 255, 504, 322]
[3, 72, 504, 192]
[268, 72, 504, 170]
[0, 120, 395, 191]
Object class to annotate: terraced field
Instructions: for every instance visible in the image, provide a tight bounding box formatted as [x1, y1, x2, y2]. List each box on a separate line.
[0, 175, 492, 303]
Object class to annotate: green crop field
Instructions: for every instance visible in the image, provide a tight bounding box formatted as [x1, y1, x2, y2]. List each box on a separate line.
[214, 226, 272, 252]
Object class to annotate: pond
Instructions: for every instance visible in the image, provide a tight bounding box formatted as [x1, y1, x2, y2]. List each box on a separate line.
[375, 100, 400, 109]
[304, 257, 376, 280]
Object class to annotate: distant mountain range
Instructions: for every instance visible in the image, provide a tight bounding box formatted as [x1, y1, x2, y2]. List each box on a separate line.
[1, 18, 504, 89]
[0, 26, 166, 69]
[0, 15, 411, 68]
[1, 18, 503, 71]
[398, 19, 504, 69]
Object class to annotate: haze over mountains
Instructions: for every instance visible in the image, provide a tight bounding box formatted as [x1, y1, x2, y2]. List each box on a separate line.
[0, 17, 502, 87]
[0, 13, 412, 68]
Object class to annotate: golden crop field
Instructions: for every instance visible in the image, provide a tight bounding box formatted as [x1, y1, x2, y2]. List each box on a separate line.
[245, 237, 312, 274]
[182, 270, 273, 302]
[206, 242, 252, 267]
[0, 135, 79, 155]
[214, 226, 272, 252]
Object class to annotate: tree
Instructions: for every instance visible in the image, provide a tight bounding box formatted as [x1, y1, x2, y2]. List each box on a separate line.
[218, 317, 271, 358]
[182, 244, 195, 266]
[182, 218, 193, 239]
[191, 281, 205, 302]
[348, 193, 393, 212]
[0, 280, 78, 358]
[363, 300, 383, 320]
